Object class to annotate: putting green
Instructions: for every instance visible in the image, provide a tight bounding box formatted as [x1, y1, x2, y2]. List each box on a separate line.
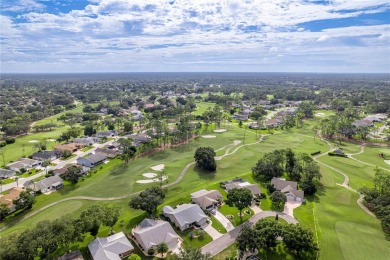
[335, 221, 390, 260]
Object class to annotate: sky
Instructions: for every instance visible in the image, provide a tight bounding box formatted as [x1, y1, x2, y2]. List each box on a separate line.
[0, 0, 389, 73]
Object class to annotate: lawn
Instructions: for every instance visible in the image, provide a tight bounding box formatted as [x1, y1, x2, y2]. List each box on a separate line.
[218, 204, 254, 227]
[353, 145, 390, 169]
[177, 228, 213, 248]
[1, 117, 390, 260]
[210, 215, 227, 234]
[192, 102, 217, 116]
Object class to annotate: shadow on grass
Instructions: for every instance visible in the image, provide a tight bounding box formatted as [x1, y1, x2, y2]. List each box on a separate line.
[109, 163, 130, 176]
[193, 165, 216, 180]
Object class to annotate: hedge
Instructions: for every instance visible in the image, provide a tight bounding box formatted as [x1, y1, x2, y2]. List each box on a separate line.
[311, 151, 321, 156]
[328, 152, 348, 157]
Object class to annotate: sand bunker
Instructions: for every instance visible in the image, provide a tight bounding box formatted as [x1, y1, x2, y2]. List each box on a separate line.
[213, 129, 227, 133]
[385, 160, 390, 165]
[136, 176, 168, 184]
[151, 164, 165, 171]
[47, 139, 56, 142]
[315, 113, 325, 117]
[142, 173, 157, 178]
[28, 140, 39, 143]
[202, 135, 216, 138]
[233, 140, 241, 145]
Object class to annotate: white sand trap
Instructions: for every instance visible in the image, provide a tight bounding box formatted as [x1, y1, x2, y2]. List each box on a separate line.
[151, 164, 165, 171]
[315, 113, 325, 117]
[143, 173, 157, 178]
[233, 140, 242, 145]
[47, 139, 55, 142]
[385, 160, 390, 165]
[202, 135, 216, 138]
[137, 175, 168, 184]
[213, 129, 227, 133]
[28, 140, 39, 143]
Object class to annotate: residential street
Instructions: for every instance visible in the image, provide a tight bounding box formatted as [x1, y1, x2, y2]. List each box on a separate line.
[201, 211, 297, 256]
[1, 138, 117, 192]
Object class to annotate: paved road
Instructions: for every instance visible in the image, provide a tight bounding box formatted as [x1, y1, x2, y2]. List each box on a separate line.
[201, 211, 297, 256]
[1, 139, 117, 192]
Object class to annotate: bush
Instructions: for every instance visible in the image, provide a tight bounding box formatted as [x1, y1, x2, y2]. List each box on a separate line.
[310, 151, 321, 156]
[20, 168, 27, 174]
[328, 152, 348, 157]
[5, 138, 15, 144]
[0, 142, 6, 147]
[267, 183, 276, 193]
[147, 247, 155, 255]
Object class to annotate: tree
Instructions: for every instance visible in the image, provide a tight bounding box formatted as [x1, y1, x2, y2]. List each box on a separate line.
[174, 247, 213, 260]
[118, 138, 137, 163]
[194, 147, 216, 171]
[103, 207, 120, 234]
[123, 121, 133, 133]
[252, 152, 284, 182]
[84, 125, 96, 136]
[61, 150, 72, 159]
[128, 254, 142, 260]
[301, 179, 317, 195]
[0, 203, 10, 221]
[254, 219, 285, 250]
[236, 223, 260, 253]
[79, 205, 106, 238]
[13, 191, 35, 210]
[285, 148, 297, 180]
[270, 191, 287, 208]
[157, 242, 168, 257]
[62, 166, 83, 183]
[226, 188, 253, 222]
[129, 186, 165, 216]
[283, 224, 318, 256]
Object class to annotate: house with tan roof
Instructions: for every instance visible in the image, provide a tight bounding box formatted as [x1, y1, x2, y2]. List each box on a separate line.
[225, 180, 261, 197]
[190, 189, 223, 211]
[271, 177, 305, 202]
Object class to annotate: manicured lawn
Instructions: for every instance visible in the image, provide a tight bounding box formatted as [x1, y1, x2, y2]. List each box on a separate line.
[210, 215, 227, 234]
[81, 146, 94, 152]
[192, 102, 216, 116]
[0, 178, 15, 185]
[218, 204, 254, 227]
[353, 146, 390, 169]
[264, 216, 288, 225]
[2, 117, 390, 260]
[177, 228, 213, 248]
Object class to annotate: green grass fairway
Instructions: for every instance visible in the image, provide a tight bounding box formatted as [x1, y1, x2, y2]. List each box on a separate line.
[192, 102, 217, 116]
[354, 146, 390, 169]
[336, 221, 390, 260]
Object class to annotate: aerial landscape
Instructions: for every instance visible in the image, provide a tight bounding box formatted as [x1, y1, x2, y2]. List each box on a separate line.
[0, 1, 389, 260]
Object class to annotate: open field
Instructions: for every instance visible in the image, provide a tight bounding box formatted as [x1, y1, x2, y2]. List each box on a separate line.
[1, 118, 389, 259]
[192, 101, 217, 115]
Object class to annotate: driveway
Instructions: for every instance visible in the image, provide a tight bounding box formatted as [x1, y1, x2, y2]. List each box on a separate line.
[202, 222, 222, 240]
[215, 211, 234, 232]
[201, 211, 297, 256]
[283, 201, 302, 217]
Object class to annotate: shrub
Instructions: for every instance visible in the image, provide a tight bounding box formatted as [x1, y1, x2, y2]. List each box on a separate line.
[0, 142, 6, 147]
[328, 152, 348, 157]
[310, 151, 321, 156]
[147, 247, 155, 255]
[267, 183, 276, 193]
[20, 168, 27, 174]
[5, 138, 15, 144]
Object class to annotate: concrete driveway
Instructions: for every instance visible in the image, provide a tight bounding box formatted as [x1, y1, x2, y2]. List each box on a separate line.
[283, 201, 302, 217]
[215, 210, 234, 232]
[202, 222, 222, 240]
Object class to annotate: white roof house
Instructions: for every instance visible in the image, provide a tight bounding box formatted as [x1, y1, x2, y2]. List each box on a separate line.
[190, 189, 223, 210]
[88, 232, 134, 260]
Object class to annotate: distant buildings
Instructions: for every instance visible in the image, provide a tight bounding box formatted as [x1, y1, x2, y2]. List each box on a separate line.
[7, 158, 41, 172]
[77, 153, 107, 168]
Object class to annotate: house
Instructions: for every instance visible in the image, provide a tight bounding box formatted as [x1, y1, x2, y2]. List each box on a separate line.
[73, 137, 99, 146]
[352, 119, 373, 128]
[131, 110, 144, 120]
[55, 143, 79, 153]
[97, 130, 119, 138]
[128, 133, 151, 146]
[162, 204, 208, 231]
[106, 141, 121, 150]
[190, 189, 223, 211]
[225, 180, 261, 197]
[132, 219, 181, 253]
[26, 175, 63, 193]
[77, 153, 107, 168]
[0, 187, 24, 212]
[57, 250, 84, 260]
[0, 168, 16, 179]
[232, 113, 249, 121]
[31, 150, 61, 161]
[271, 177, 305, 202]
[54, 164, 88, 176]
[7, 158, 41, 172]
[95, 148, 120, 158]
[88, 232, 134, 260]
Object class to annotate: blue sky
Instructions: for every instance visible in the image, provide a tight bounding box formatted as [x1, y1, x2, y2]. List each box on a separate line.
[0, 0, 389, 73]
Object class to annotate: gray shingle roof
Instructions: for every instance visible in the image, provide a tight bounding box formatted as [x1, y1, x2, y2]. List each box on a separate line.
[133, 219, 180, 250]
[162, 204, 208, 229]
[271, 178, 298, 191]
[88, 232, 133, 260]
[34, 175, 63, 191]
[87, 153, 107, 164]
[0, 168, 16, 179]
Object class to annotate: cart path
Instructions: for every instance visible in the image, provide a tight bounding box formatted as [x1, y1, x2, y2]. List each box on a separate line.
[0, 136, 266, 232]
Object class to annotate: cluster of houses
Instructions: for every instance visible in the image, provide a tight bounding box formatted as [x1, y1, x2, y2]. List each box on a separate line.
[352, 113, 388, 128]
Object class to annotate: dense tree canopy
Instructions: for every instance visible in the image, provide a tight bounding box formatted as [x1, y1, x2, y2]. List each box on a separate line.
[194, 146, 217, 171]
[129, 186, 165, 216]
